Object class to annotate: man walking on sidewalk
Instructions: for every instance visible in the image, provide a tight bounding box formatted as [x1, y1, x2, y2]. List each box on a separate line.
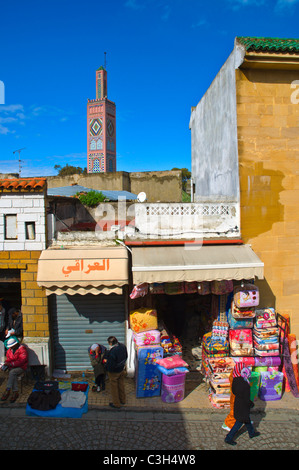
[105, 336, 128, 409]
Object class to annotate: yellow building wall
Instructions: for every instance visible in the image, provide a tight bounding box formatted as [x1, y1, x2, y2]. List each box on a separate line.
[0, 251, 49, 337]
[236, 66, 299, 337]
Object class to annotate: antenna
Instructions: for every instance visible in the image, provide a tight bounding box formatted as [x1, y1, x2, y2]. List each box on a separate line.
[104, 52, 107, 69]
[13, 148, 25, 176]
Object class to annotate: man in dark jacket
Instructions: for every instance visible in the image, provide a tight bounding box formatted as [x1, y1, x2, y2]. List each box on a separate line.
[105, 336, 128, 409]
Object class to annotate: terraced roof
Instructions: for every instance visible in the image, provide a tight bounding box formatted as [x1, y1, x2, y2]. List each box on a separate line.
[236, 37, 299, 53]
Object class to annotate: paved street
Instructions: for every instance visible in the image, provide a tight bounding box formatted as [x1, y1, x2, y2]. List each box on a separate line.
[0, 407, 298, 453]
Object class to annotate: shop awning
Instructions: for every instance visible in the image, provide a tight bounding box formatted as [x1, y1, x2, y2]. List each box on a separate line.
[131, 244, 264, 284]
[37, 246, 129, 295]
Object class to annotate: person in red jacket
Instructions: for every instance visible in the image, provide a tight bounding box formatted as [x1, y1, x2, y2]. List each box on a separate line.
[1, 336, 28, 403]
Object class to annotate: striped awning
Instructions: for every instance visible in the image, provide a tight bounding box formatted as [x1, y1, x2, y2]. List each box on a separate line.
[131, 244, 264, 284]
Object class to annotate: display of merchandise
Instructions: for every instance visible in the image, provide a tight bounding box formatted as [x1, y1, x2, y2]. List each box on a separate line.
[258, 371, 284, 401]
[133, 329, 160, 348]
[229, 328, 254, 356]
[135, 346, 164, 398]
[233, 283, 259, 308]
[161, 372, 186, 403]
[130, 308, 158, 333]
[231, 301, 256, 319]
[207, 357, 234, 409]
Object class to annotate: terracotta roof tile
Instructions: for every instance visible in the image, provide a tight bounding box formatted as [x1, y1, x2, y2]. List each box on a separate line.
[0, 177, 47, 191]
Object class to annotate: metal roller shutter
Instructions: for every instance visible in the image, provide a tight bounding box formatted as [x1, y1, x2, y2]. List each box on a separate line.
[50, 292, 126, 371]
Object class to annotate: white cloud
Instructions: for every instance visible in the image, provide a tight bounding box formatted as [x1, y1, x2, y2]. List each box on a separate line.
[275, 0, 299, 9]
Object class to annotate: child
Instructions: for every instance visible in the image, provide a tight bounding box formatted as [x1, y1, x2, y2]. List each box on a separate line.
[88, 343, 107, 392]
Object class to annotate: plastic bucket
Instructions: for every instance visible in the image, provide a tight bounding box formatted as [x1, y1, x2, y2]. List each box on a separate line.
[161, 373, 186, 403]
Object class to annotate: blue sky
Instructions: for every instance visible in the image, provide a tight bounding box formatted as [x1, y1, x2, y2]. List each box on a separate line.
[0, 0, 298, 177]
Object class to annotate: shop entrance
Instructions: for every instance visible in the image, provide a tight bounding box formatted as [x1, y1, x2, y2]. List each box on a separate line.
[130, 290, 219, 376]
[0, 269, 22, 316]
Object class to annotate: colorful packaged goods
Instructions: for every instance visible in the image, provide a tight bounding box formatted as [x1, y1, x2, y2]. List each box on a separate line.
[160, 331, 182, 356]
[135, 346, 163, 398]
[229, 329, 254, 356]
[161, 372, 186, 403]
[258, 371, 284, 401]
[228, 310, 254, 329]
[156, 355, 188, 370]
[130, 308, 158, 333]
[202, 332, 229, 356]
[253, 325, 280, 356]
[249, 371, 261, 401]
[231, 301, 256, 319]
[233, 283, 259, 308]
[133, 329, 160, 348]
[206, 358, 233, 409]
[255, 308, 277, 329]
[211, 320, 229, 341]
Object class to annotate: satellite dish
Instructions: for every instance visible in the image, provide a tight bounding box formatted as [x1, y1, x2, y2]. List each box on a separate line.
[137, 192, 147, 202]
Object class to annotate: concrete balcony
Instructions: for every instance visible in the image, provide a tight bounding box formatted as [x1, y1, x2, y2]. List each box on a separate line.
[48, 201, 240, 246]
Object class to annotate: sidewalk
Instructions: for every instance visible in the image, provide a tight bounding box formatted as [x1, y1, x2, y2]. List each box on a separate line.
[1, 369, 299, 414]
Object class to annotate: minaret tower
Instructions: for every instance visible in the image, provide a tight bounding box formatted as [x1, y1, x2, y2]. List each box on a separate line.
[87, 61, 116, 173]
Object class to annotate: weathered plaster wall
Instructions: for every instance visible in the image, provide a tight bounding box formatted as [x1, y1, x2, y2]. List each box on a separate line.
[190, 50, 240, 203]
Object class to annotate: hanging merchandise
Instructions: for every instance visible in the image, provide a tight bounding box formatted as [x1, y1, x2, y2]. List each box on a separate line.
[197, 281, 211, 295]
[184, 282, 198, 294]
[211, 280, 233, 295]
[233, 283, 259, 308]
[164, 282, 185, 295]
[130, 283, 148, 299]
[149, 283, 165, 294]
[130, 308, 158, 333]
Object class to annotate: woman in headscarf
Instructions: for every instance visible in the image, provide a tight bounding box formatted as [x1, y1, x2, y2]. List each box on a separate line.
[225, 362, 260, 446]
[88, 343, 107, 392]
[222, 362, 244, 431]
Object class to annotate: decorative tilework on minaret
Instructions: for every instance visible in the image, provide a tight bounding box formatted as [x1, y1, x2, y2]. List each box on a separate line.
[87, 66, 116, 173]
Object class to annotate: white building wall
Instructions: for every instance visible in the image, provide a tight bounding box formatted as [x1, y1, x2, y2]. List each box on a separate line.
[0, 193, 46, 250]
[189, 46, 244, 204]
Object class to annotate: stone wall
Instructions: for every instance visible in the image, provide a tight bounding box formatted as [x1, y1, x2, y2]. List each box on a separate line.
[236, 66, 299, 336]
[47, 170, 182, 202]
[0, 250, 48, 337]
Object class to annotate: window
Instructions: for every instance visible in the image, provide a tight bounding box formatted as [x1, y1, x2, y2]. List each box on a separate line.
[25, 221, 36, 240]
[4, 214, 17, 240]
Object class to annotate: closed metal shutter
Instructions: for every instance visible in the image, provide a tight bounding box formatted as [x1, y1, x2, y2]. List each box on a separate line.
[50, 292, 126, 371]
